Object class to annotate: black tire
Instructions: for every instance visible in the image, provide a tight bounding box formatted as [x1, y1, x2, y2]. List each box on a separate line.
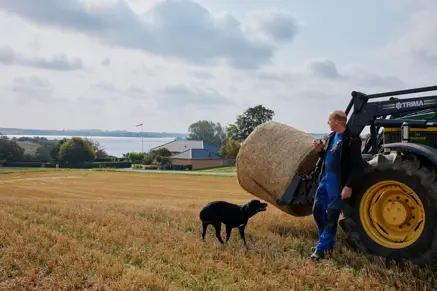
[339, 151, 437, 266]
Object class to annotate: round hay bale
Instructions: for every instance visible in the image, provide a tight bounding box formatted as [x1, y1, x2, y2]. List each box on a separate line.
[236, 121, 320, 216]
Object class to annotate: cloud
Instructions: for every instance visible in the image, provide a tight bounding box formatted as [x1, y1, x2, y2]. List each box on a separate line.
[28, 39, 41, 50]
[158, 84, 233, 107]
[126, 85, 147, 99]
[302, 58, 404, 90]
[192, 71, 215, 80]
[21, 54, 84, 71]
[0, 45, 15, 64]
[92, 82, 119, 93]
[101, 57, 111, 67]
[254, 71, 296, 83]
[344, 66, 405, 89]
[12, 76, 55, 102]
[305, 59, 340, 79]
[245, 9, 300, 43]
[0, 45, 83, 71]
[0, 0, 302, 69]
[375, 1, 437, 75]
[91, 82, 147, 100]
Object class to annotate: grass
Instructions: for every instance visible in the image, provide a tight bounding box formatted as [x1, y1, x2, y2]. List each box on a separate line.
[195, 166, 235, 173]
[0, 168, 68, 174]
[92, 168, 236, 178]
[16, 141, 40, 155]
[0, 170, 436, 290]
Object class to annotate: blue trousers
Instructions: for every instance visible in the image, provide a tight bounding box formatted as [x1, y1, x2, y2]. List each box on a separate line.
[312, 171, 344, 251]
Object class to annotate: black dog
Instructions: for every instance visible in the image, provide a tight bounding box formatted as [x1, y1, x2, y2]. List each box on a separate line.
[199, 200, 267, 245]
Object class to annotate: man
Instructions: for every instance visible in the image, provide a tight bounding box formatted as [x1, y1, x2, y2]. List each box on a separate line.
[310, 110, 365, 261]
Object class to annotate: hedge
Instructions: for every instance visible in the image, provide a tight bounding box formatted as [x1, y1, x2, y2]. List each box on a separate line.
[170, 165, 192, 171]
[1, 161, 131, 169]
[1, 161, 44, 167]
[131, 164, 159, 170]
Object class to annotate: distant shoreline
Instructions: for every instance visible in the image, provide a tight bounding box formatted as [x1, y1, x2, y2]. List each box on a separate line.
[0, 128, 189, 139]
[0, 127, 331, 140]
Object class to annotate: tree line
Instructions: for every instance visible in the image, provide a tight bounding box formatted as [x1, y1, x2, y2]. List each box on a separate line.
[0, 104, 276, 165]
[186, 105, 275, 159]
[0, 134, 114, 165]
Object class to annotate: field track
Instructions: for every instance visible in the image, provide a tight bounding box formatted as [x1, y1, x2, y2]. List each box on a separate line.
[0, 170, 436, 290]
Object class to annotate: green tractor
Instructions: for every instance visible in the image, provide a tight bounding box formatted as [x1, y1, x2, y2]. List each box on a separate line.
[251, 85, 437, 265]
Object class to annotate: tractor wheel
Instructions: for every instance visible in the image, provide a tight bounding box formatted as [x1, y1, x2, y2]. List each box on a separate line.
[339, 151, 437, 265]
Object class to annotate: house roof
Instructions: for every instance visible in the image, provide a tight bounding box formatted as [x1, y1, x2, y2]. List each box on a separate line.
[151, 139, 221, 154]
[150, 139, 204, 153]
[171, 149, 223, 160]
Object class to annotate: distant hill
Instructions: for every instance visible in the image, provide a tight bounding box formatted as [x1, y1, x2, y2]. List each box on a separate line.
[0, 128, 361, 140]
[0, 127, 189, 139]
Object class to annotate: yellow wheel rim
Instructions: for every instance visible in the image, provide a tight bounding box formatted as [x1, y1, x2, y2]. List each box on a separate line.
[360, 180, 425, 249]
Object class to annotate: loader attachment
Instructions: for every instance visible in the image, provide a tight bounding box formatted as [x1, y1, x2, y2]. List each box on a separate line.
[276, 172, 318, 208]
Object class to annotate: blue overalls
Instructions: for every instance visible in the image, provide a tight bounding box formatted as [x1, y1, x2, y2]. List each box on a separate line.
[313, 132, 344, 252]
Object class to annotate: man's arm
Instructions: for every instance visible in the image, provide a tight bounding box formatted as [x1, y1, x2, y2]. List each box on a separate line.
[344, 136, 364, 189]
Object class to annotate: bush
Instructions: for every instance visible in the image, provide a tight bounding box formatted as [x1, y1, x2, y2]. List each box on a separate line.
[0, 161, 131, 169]
[2, 161, 44, 167]
[128, 152, 145, 164]
[44, 161, 131, 169]
[219, 139, 241, 159]
[143, 155, 153, 165]
[149, 148, 172, 158]
[58, 137, 96, 164]
[144, 164, 158, 169]
[131, 164, 159, 170]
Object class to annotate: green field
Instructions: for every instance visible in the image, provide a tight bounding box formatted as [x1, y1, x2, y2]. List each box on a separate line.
[16, 141, 40, 155]
[196, 166, 235, 173]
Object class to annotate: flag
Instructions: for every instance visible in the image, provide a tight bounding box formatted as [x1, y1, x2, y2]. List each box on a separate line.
[136, 123, 143, 127]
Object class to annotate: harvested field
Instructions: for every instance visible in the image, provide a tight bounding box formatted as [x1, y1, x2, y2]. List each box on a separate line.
[0, 170, 436, 290]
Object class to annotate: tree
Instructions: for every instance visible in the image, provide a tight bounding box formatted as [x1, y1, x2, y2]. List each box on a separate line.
[128, 152, 145, 164]
[187, 120, 226, 145]
[58, 137, 96, 164]
[85, 138, 108, 158]
[35, 142, 57, 161]
[149, 148, 172, 158]
[219, 139, 241, 159]
[225, 123, 240, 141]
[51, 138, 68, 161]
[227, 105, 275, 140]
[0, 139, 24, 161]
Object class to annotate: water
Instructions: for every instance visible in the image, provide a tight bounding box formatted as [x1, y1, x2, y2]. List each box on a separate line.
[7, 133, 329, 158]
[7, 135, 177, 158]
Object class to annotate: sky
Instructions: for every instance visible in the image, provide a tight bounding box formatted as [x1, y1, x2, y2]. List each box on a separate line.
[0, 0, 436, 134]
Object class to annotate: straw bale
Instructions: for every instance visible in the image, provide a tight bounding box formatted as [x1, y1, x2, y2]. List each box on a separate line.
[236, 121, 320, 216]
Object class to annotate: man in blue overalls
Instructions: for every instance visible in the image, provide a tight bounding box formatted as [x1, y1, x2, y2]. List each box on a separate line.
[311, 110, 364, 261]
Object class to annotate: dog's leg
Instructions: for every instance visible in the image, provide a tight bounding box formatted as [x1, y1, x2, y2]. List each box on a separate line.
[212, 222, 224, 244]
[202, 222, 208, 241]
[225, 225, 232, 242]
[238, 225, 246, 245]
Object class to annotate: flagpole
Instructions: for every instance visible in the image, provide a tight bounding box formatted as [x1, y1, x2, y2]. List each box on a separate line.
[136, 123, 144, 153]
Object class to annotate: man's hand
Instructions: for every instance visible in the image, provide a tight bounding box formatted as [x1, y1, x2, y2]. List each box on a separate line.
[341, 186, 352, 200]
[313, 140, 324, 152]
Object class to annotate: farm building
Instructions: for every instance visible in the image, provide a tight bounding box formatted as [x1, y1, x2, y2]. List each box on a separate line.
[150, 139, 234, 170]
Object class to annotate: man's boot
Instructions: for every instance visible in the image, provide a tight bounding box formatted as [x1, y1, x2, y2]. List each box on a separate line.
[310, 249, 326, 261]
[311, 246, 333, 252]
